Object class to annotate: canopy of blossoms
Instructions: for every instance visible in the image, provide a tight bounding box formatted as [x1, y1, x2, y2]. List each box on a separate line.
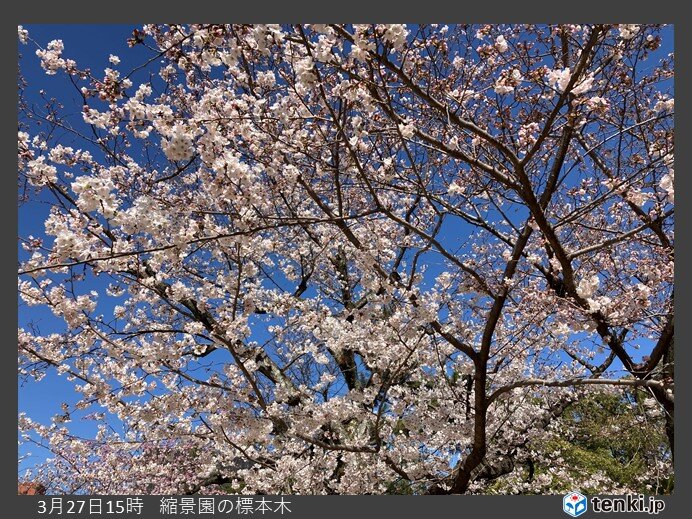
[18, 24, 673, 495]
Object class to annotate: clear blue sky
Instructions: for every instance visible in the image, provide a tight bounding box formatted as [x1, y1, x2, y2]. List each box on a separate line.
[19, 25, 150, 473]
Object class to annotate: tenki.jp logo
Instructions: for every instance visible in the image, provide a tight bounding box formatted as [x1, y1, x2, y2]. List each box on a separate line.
[563, 491, 588, 517]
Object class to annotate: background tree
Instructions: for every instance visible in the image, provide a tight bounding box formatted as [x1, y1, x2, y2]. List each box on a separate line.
[485, 390, 673, 494]
[18, 23, 673, 494]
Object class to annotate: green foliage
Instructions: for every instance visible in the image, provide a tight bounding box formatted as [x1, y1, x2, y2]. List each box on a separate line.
[489, 391, 673, 495]
[559, 391, 672, 493]
[385, 478, 414, 495]
[218, 481, 246, 494]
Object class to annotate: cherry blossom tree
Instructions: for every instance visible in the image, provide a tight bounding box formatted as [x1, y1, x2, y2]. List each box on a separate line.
[18, 24, 673, 495]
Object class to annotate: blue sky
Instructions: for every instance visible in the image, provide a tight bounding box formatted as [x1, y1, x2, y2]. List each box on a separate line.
[18, 24, 150, 473]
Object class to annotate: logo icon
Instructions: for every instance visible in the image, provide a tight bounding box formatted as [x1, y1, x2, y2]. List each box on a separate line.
[563, 491, 588, 517]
